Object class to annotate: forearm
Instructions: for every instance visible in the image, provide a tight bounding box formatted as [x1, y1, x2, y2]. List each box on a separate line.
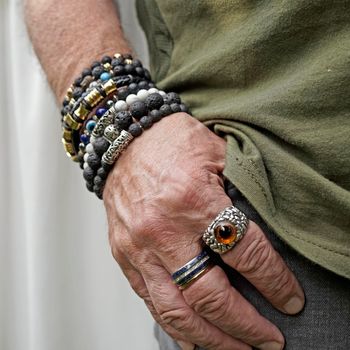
[24, 0, 132, 101]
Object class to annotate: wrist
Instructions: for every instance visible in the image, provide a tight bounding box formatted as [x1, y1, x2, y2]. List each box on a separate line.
[56, 46, 132, 102]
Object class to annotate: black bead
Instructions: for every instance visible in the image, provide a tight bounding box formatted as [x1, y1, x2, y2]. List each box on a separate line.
[117, 87, 129, 100]
[91, 61, 100, 69]
[87, 153, 101, 170]
[62, 98, 69, 107]
[92, 66, 104, 78]
[128, 83, 138, 94]
[170, 103, 182, 113]
[86, 181, 94, 192]
[159, 104, 172, 117]
[149, 109, 162, 123]
[82, 68, 92, 77]
[113, 65, 125, 76]
[115, 76, 132, 88]
[94, 175, 104, 187]
[111, 57, 123, 67]
[93, 184, 104, 199]
[123, 53, 133, 59]
[81, 99, 92, 111]
[148, 82, 155, 88]
[133, 59, 142, 67]
[135, 67, 145, 77]
[101, 55, 112, 64]
[129, 101, 147, 120]
[179, 103, 189, 113]
[96, 85, 106, 97]
[83, 166, 95, 182]
[138, 80, 148, 89]
[72, 87, 83, 99]
[62, 105, 71, 116]
[93, 137, 110, 156]
[128, 123, 143, 137]
[144, 69, 151, 81]
[140, 115, 153, 129]
[101, 160, 113, 171]
[74, 76, 83, 87]
[115, 111, 133, 130]
[145, 93, 164, 110]
[97, 167, 108, 180]
[167, 92, 181, 104]
[124, 64, 135, 74]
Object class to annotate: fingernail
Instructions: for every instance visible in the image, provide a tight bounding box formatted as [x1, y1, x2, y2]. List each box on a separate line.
[259, 341, 284, 350]
[283, 295, 304, 314]
[177, 340, 196, 350]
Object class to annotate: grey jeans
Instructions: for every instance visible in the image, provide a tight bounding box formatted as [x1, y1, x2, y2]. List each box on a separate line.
[155, 181, 350, 350]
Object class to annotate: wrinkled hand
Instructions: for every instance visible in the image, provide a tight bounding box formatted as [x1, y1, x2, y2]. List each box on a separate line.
[104, 113, 305, 350]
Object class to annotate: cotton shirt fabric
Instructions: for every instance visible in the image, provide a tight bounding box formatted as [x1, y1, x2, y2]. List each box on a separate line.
[136, 0, 350, 279]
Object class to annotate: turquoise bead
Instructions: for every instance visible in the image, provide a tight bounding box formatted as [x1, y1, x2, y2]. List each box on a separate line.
[100, 72, 111, 81]
[86, 120, 96, 133]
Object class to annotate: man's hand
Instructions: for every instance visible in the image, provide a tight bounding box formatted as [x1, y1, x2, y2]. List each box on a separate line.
[104, 113, 305, 350]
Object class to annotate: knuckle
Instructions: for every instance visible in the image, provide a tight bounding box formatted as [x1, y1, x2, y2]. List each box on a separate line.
[110, 241, 123, 262]
[234, 229, 271, 274]
[160, 167, 217, 213]
[129, 211, 164, 246]
[129, 278, 148, 300]
[159, 306, 193, 331]
[189, 285, 230, 321]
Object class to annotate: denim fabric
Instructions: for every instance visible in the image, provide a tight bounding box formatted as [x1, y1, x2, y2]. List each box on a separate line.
[155, 182, 350, 350]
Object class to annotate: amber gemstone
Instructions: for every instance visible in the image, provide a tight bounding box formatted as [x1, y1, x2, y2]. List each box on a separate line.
[214, 221, 237, 245]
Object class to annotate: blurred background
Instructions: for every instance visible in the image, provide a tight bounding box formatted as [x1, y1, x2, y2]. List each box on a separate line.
[0, 0, 157, 349]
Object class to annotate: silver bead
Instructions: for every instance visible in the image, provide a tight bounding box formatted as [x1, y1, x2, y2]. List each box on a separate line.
[106, 100, 114, 108]
[102, 130, 134, 165]
[103, 124, 120, 143]
[92, 113, 114, 138]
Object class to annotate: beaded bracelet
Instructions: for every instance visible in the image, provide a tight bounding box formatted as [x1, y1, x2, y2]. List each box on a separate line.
[61, 53, 153, 161]
[61, 53, 151, 115]
[72, 79, 162, 165]
[82, 88, 188, 198]
[61, 53, 190, 199]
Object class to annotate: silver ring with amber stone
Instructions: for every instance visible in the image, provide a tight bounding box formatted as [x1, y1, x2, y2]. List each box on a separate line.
[202, 206, 248, 254]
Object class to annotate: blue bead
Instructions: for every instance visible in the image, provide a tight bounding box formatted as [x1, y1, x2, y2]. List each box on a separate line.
[86, 120, 96, 133]
[100, 72, 111, 81]
[96, 107, 107, 118]
[80, 134, 90, 144]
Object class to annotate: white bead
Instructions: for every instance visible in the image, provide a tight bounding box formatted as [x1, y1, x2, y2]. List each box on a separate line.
[159, 90, 166, 97]
[126, 94, 139, 105]
[83, 152, 89, 162]
[137, 89, 149, 101]
[148, 88, 159, 94]
[89, 81, 98, 88]
[86, 143, 94, 154]
[114, 100, 128, 112]
[83, 162, 89, 169]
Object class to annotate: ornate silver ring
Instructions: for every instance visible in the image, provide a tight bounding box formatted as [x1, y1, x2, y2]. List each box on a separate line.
[202, 205, 248, 254]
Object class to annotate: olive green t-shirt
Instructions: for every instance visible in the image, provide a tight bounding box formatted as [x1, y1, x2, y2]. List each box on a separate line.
[136, 0, 350, 279]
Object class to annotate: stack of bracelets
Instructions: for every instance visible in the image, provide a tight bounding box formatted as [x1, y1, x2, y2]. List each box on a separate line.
[61, 53, 190, 199]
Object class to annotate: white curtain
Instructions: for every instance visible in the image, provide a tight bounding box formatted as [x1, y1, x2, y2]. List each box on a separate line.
[0, 1, 157, 349]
